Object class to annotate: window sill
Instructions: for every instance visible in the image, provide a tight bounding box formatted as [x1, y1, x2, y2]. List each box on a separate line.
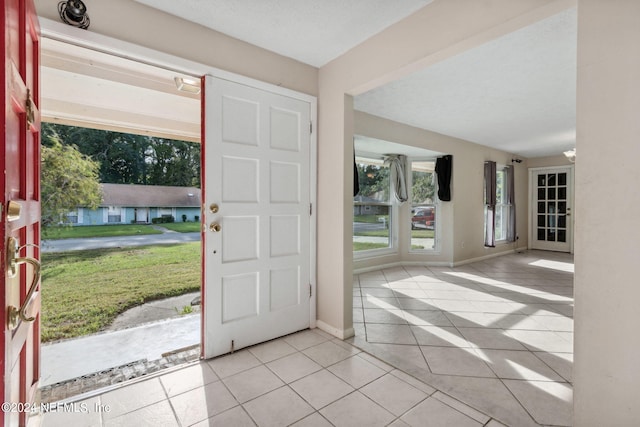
[353, 247, 397, 260]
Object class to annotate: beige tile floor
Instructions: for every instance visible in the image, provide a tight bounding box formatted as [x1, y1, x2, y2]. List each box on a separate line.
[38, 250, 572, 426]
[349, 250, 573, 427]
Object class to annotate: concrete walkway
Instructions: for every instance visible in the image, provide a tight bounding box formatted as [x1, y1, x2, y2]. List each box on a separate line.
[106, 292, 200, 331]
[41, 315, 200, 387]
[41, 293, 201, 387]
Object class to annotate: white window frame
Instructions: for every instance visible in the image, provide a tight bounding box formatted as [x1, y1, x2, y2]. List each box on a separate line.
[106, 205, 123, 224]
[66, 208, 83, 225]
[353, 154, 397, 259]
[408, 158, 441, 253]
[489, 166, 511, 243]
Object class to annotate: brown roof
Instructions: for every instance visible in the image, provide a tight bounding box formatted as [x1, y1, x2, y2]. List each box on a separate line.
[100, 184, 201, 208]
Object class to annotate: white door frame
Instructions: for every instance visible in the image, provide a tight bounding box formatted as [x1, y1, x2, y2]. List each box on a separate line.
[528, 165, 574, 253]
[39, 17, 318, 331]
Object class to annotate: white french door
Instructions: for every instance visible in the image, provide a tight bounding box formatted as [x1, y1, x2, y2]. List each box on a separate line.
[529, 166, 573, 252]
[202, 75, 314, 358]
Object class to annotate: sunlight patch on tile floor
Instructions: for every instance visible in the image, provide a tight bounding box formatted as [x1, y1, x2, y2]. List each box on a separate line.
[350, 250, 574, 426]
[529, 259, 575, 273]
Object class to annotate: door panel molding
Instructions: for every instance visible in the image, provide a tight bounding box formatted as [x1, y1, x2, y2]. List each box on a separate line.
[202, 75, 316, 359]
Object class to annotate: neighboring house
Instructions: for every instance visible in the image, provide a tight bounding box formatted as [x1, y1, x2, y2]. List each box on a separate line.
[353, 195, 387, 216]
[68, 183, 201, 225]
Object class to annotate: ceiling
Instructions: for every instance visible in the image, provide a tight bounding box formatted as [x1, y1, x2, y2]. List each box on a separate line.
[133, 0, 433, 68]
[41, 38, 201, 142]
[42, 1, 577, 158]
[354, 7, 577, 158]
[354, 135, 443, 159]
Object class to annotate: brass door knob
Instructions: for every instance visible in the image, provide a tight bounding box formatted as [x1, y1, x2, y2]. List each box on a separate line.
[209, 222, 221, 232]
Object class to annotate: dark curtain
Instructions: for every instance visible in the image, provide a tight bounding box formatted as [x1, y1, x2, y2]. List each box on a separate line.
[484, 161, 497, 247]
[506, 165, 517, 242]
[353, 152, 360, 197]
[435, 155, 453, 201]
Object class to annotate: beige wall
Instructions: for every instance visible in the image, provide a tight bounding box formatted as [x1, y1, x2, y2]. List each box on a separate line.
[574, 0, 640, 424]
[34, 0, 318, 96]
[527, 154, 573, 168]
[318, 0, 574, 337]
[353, 111, 528, 272]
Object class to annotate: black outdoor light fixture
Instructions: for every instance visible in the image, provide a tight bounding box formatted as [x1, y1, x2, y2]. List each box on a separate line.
[58, 0, 90, 29]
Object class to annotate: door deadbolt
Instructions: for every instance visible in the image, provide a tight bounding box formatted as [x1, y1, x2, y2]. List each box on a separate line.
[7, 201, 21, 222]
[209, 203, 219, 214]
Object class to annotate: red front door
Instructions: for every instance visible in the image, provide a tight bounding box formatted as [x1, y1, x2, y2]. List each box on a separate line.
[1, 1, 41, 426]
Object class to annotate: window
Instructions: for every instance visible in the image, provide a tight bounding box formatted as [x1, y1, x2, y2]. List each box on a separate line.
[66, 208, 82, 224]
[107, 206, 122, 223]
[484, 164, 512, 245]
[353, 157, 392, 252]
[410, 160, 437, 251]
[495, 169, 509, 241]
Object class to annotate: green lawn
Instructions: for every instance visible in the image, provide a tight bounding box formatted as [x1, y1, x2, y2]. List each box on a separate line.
[40, 243, 200, 342]
[411, 229, 435, 238]
[354, 214, 389, 224]
[353, 241, 389, 251]
[159, 222, 201, 233]
[42, 224, 162, 239]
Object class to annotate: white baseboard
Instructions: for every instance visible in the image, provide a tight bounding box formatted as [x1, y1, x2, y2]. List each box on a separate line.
[451, 248, 520, 267]
[316, 320, 355, 340]
[353, 248, 527, 274]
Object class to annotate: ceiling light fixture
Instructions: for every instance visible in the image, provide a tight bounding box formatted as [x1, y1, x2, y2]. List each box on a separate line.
[174, 77, 201, 94]
[58, 0, 90, 29]
[563, 148, 576, 163]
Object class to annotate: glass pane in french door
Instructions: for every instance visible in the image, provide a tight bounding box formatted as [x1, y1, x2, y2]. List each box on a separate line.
[536, 172, 568, 243]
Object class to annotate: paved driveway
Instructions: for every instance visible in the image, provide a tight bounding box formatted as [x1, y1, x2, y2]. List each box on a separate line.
[41, 232, 201, 252]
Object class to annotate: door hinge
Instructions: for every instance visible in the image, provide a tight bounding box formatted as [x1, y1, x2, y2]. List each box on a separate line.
[309, 121, 313, 134]
[309, 283, 312, 298]
[231, 340, 235, 354]
[309, 203, 312, 216]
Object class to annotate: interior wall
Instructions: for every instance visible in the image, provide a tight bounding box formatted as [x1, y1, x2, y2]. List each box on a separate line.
[34, 0, 318, 96]
[527, 154, 573, 168]
[574, 0, 640, 424]
[353, 111, 528, 272]
[318, 0, 576, 338]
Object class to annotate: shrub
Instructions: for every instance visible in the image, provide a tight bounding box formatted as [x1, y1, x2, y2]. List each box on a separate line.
[151, 215, 175, 224]
[182, 214, 187, 222]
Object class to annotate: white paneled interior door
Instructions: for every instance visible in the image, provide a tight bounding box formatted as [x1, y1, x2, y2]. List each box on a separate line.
[202, 75, 313, 358]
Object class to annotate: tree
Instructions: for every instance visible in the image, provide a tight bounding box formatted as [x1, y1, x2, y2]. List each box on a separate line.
[411, 171, 435, 204]
[355, 163, 390, 201]
[41, 135, 102, 228]
[146, 138, 201, 187]
[41, 123, 201, 187]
